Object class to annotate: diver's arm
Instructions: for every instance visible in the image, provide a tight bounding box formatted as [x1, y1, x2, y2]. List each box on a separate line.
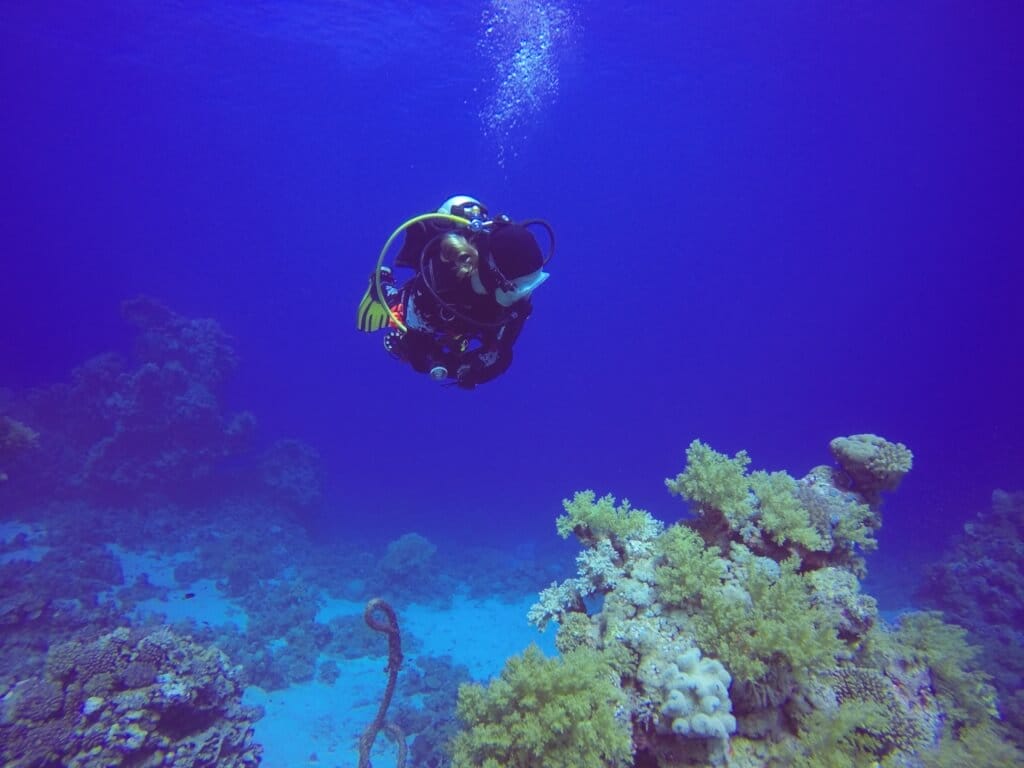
[454, 304, 530, 388]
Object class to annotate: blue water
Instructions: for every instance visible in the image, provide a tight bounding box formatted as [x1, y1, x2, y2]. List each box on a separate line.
[3, 2, 1023, 766]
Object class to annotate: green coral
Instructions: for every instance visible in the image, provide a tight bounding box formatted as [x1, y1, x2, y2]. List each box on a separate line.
[654, 521, 842, 689]
[831, 498, 878, 553]
[691, 552, 842, 687]
[555, 491, 660, 550]
[554, 612, 598, 655]
[830, 667, 929, 757]
[894, 612, 998, 729]
[750, 470, 828, 551]
[666, 440, 752, 526]
[451, 645, 633, 768]
[780, 700, 891, 768]
[919, 721, 1024, 768]
[653, 523, 727, 607]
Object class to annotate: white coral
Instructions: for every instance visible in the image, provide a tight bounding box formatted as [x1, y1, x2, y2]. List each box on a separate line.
[528, 577, 589, 630]
[576, 539, 623, 589]
[641, 645, 737, 742]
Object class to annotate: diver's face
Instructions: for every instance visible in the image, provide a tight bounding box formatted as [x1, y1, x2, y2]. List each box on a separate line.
[440, 233, 479, 278]
[452, 253, 478, 278]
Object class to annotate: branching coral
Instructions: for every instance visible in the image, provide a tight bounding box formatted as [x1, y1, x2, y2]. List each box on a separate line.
[664, 439, 886, 571]
[778, 699, 892, 768]
[556, 490, 663, 552]
[654, 524, 727, 608]
[749, 470, 827, 551]
[532, 492, 663, 631]
[666, 441, 752, 528]
[689, 550, 843, 691]
[829, 667, 930, 757]
[893, 611, 998, 730]
[656, 523, 842, 695]
[919, 721, 1024, 767]
[451, 645, 632, 768]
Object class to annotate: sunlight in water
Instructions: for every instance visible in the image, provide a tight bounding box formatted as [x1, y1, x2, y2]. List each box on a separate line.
[477, 0, 581, 166]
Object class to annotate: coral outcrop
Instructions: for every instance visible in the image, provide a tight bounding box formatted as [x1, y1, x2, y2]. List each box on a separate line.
[5, 296, 255, 503]
[259, 438, 323, 511]
[0, 626, 262, 767]
[0, 415, 38, 482]
[456, 435, 1020, 767]
[918, 488, 1024, 746]
[829, 433, 913, 502]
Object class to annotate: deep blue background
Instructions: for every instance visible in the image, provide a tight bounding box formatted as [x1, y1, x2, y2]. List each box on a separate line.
[3, 2, 1022, 559]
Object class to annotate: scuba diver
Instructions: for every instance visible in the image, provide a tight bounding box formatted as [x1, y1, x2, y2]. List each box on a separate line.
[356, 196, 553, 389]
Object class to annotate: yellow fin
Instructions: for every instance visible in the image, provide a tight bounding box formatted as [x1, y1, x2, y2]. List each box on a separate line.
[356, 288, 390, 332]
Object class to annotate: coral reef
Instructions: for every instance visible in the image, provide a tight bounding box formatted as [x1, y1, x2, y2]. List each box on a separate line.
[640, 646, 735, 740]
[452, 645, 633, 768]
[4, 297, 257, 503]
[667, 438, 888, 575]
[258, 438, 323, 511]
[395, 654, 472, 768]
[918, 490, 1024, 746]
[0, 626, 262, 767]
[369, 531, 455, 606]
[0, 527, 128, 688]
[458, 435, 1020, 767]
[0, 415, 38, 482]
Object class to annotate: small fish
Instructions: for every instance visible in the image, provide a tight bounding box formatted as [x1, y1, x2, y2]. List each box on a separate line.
[183, 592, 196, 599]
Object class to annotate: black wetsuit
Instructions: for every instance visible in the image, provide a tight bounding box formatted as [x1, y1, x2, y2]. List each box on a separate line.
[385, 221, 531, 388]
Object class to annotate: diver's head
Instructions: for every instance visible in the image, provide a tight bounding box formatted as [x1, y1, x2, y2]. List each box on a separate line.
[488, 222, 550, 306]
[439, 232, 479, 278]
[437, 195, 488, 225]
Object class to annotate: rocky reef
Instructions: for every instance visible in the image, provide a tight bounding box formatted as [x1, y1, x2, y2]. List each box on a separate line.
[453, 435, 1022, 768]
[0, 626, 262, 768]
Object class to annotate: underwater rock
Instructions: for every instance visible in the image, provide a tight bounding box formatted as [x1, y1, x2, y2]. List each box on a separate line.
[1, 626, 262, 768]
